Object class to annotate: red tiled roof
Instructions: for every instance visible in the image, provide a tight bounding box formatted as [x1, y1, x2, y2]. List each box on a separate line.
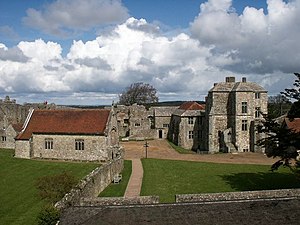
[285, 118, 300, 133]
[178, 101, 205, 110]
[16, 109, 110, 140]
[12, 123, 23, 132]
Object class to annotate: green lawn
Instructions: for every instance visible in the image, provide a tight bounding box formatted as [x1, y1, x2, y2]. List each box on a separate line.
[0, 149, 99, 225]
[168, 140, 196, 154]
[99, 160, 132, 197]
[141, 158, 300, 203]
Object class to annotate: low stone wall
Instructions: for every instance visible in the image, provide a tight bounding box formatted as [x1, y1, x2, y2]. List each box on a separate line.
[176, 188, 300, 203]
[79, 196, 160, 206]
[55, 156, 124, 211]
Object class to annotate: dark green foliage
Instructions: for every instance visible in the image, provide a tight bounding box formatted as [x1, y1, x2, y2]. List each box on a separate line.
[257, 115, 300, 171]
[118, 82, 159, 105]
[36, 204, 60, 225]
[268, 95, 291, 118]
[258, 73, 300, 174]
[35, 172, 77, 204]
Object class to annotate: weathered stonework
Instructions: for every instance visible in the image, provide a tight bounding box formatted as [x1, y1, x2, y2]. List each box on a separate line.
[55, 155, 124, 211]
[175, 188, 300, 203]
[205, 77, 268, 153]
[79, 196, 160, 206]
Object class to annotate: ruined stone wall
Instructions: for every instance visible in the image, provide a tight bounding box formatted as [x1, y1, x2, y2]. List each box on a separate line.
[55, 155, 124, 211]
[31, 134, 111, 161]
[0, 124, 17, 149]
[128, 105, 155, 139]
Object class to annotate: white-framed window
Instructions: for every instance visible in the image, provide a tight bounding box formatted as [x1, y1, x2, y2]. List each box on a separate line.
[188, 117, 194, 125]
[255, 92, 260, 99]
[255, 107, 261, 118]
[242, 102, 248, 113]
[75, 139, 84, 150]
[45, 138, 53, 150]
[188, 131, 194, 139]
[242, 120, 248, 131]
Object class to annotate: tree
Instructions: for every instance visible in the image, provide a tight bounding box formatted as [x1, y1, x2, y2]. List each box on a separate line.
[281, 73, 300, 119]
[268, 94, 291, 119]
[118, 82, 159, 105]
[258, 73, 300, 176]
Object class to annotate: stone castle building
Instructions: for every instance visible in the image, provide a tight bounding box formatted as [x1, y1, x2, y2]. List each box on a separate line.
[168, 102, 205, 150]
[205, 77, 268, 153]
[15, 108, 120, 161]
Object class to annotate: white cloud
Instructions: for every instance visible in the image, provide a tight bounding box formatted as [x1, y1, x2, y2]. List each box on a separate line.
[1, 0, 300, 105]
[22, 0, 129, 37]
[190, 0, 300, 75]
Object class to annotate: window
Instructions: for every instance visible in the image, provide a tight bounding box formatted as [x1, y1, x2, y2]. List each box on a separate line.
[163, 124, 169, 128]
[242, 120, 248, 131]
[134, 123, 141, 127]
[255, 107, 261, 118]
[188, 117, 194, 125]
[242, 102, 248, 113]
[255, 92, 260, 99]
[75, 139, 84, 150]
[1, 136, 6, 142]
[188, 131, 194, 139]
[45, 138, 53, 150]
[124, 119, 129, 124]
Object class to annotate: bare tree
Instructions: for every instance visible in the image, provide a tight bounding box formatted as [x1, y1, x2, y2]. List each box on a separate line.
[118, 82, 159, 105]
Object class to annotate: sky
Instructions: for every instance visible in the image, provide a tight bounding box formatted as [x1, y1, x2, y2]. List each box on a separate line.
[0, 0, 299, 105]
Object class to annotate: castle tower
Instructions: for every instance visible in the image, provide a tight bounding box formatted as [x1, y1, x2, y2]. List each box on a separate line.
[205, 77, 267, 153]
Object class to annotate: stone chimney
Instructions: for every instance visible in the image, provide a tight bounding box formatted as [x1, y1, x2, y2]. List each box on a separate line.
[225, 77, 235, 83]
[242, 77, 247, 82]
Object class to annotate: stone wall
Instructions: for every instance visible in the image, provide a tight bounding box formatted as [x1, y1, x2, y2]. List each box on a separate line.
[32, 134, 110, 161]
[15, 140, 31, 158]
[55, 156, 124, 211]
[79, 196, 159, 206]
[175, 188, 300, 203]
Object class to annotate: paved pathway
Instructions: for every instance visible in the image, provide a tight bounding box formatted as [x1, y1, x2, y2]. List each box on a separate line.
[124, 158, 143, 198]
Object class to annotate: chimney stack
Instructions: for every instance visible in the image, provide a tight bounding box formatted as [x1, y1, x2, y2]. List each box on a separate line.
[225, 77, 235, 83]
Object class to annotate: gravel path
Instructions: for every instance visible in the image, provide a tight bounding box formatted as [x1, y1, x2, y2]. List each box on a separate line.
[122, 139, 276, 165]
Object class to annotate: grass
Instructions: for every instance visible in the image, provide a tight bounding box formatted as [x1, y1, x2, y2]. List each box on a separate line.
[168, 140, 196, 154]
[99, 160, 132, 197]
[0, 149, 99, 225]
[141, 158, 300, 203]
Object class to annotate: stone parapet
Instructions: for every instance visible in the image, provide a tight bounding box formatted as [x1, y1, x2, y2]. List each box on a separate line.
[175, 188, 300, 203]
[79, 196, 160, 206]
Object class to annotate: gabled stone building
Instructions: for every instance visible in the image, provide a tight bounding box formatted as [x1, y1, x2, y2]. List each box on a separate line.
[168, 102, 205, 150]
[0, 123, 22, 149]
[205, 77, 268, 153]
[15, 108, 120, 161]
[152, 106, 178, 139]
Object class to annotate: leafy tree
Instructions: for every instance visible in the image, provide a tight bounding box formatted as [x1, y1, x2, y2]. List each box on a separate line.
[118, 82, 159, 105]
[281, 72, 300, 119]
[268, 94, 291, 118]
[258, 73, 300, 176]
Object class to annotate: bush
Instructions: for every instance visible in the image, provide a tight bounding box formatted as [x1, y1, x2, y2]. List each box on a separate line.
[37, 204, 60, 225]
[35, 172, 77, 204]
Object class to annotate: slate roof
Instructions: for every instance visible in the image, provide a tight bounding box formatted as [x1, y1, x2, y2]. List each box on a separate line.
[210, 82, 267, 92]
[285, 118, 300, 133]
[16, 109, 110, 140]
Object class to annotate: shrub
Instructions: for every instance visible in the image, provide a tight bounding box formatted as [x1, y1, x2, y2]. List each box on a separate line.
[37, 204, 60, 225]
[35, 172, 77, 204]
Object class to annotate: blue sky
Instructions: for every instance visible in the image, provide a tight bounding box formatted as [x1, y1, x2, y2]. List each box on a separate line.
[0, 0, 298, 105]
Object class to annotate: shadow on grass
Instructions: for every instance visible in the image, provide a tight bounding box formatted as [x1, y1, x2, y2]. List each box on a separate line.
[220, 171, 300, 191]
